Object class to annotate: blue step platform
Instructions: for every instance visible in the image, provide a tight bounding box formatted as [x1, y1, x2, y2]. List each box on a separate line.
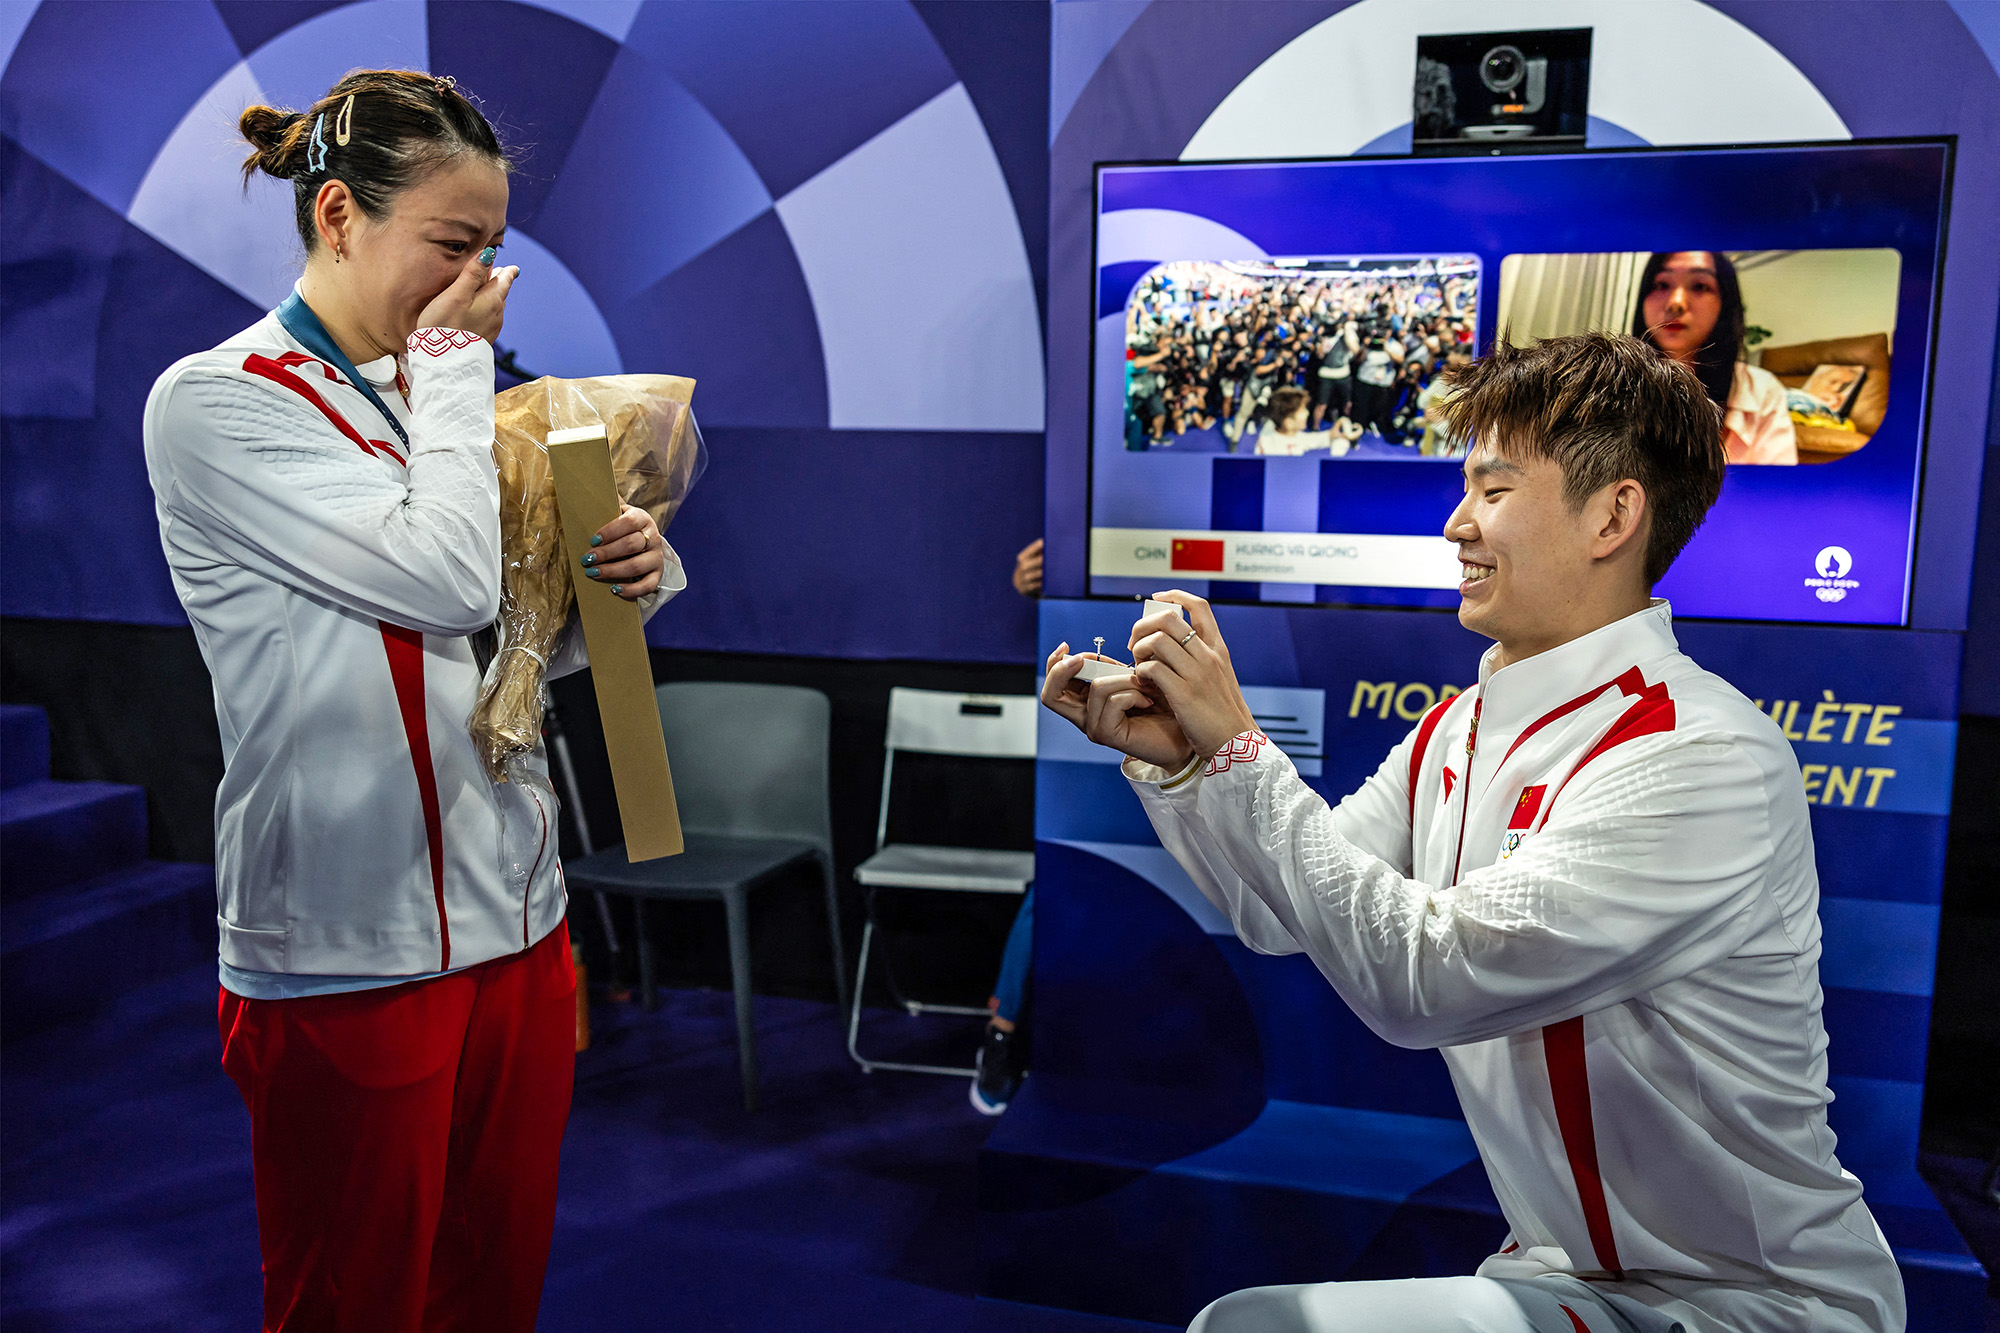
[2, 862, 216, 1040]
[0, 705, 216, 1041]
[2, 779, 150, 896]
[2, 703, 52, 790]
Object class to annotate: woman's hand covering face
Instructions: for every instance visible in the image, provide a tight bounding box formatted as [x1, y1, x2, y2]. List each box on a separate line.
[417, 247, 517, 343]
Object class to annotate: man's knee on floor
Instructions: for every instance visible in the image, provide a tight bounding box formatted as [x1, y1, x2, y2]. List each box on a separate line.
[1188, 1285, 1316, 1333]
[1189, 1276, 1547, 1333]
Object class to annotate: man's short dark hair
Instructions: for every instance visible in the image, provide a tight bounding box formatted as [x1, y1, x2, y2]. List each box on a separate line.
[1436, 332, 1727, 585]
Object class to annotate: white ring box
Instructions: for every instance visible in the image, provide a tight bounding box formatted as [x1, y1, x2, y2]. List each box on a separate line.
[1071, 600, 1189, 682]
[1072, 656, 1126, 683]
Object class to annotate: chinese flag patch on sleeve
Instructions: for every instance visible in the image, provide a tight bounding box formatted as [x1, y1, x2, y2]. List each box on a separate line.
[1171, 538, 1226, 573]
[1509, 784, 1547, 830]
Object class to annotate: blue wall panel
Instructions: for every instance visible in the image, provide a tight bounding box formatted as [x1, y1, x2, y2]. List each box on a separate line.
[0, 0, 1051, 663]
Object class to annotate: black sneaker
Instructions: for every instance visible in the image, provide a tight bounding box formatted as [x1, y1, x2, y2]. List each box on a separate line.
[970, 1025, 1022, 1116]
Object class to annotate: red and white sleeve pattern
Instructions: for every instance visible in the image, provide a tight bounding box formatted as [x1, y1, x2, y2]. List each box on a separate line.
[394, 325, 499, 604]
[406, 328, 486, 359]
[402, 327, 495, 465]
[1204, 730, 1270, 777]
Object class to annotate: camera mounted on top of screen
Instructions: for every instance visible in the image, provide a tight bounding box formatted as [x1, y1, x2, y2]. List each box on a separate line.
[1413, 28, 1591, 156]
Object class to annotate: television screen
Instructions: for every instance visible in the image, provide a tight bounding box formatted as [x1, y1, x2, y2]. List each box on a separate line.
[1089, 141, 1951, 625]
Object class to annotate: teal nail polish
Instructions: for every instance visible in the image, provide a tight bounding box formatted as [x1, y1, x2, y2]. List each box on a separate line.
[611, 585, 623, 596]
[589, 534, 603, 547]
[581, 553, 596, 566]
[478, 246, 496, 266]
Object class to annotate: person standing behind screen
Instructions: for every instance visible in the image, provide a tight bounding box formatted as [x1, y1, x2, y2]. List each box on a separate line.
[975, 534, 1053, 1113]
[1633, 250, 1796, 465]
[143, 70, 679, 1332]
[1012, 538, 1044, 597]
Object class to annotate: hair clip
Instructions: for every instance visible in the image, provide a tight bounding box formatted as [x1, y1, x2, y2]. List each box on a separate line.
[306, 112, 330, 173]
[333, 93, 354, 147]
[433, 74, 456, 97]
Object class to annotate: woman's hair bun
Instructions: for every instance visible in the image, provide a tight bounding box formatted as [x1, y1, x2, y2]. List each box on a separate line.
[239, 71, 510, 251]
[239, 104, 307, 182]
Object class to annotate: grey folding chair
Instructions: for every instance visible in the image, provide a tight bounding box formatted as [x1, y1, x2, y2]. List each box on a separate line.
[565, 682, 845, 1112]
[847, 687, 1036, 1078]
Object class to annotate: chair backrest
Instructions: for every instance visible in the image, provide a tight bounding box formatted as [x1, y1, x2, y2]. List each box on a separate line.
[884, 687, 1039, 759]
[655, 682, 832, 854]
[876, 688, 1037, 849]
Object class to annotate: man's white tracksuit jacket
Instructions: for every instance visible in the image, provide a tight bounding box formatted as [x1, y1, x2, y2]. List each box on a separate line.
[1132, 602, 1903, 1333]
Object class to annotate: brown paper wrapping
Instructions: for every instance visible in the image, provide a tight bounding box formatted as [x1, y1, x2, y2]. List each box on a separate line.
[470, 375, 701, 784]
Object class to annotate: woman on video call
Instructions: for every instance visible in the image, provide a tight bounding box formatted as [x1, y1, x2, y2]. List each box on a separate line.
[1632, 250, 1798, 465]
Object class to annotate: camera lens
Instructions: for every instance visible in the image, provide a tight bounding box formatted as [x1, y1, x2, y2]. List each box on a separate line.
[1481, 45, 1525, 93]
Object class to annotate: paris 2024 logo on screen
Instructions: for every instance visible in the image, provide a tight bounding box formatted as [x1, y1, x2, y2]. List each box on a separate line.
[1809, 545, 1858, 603]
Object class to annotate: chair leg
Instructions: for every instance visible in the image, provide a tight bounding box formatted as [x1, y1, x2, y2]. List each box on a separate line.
[844, 888, 990, 1080]
[636, 898, 658, 1012]
[723, 888, 759, 1113]
[821, 855, 849, 1018]
[591, 889, 622, 957]
[844, 915, 980, 1079]
[847, 918, 877, 1072]
[859, 886, 916, 1014]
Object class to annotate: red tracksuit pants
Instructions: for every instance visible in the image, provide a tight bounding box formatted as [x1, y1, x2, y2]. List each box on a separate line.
[219, 921, 575, 1333]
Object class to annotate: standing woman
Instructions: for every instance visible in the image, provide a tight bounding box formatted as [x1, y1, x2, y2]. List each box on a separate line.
[142, 70, 679, 1331]
[1632, 250, 1797, 464]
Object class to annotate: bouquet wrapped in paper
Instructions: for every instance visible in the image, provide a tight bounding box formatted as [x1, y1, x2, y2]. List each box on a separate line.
[472, 375, 704, 781]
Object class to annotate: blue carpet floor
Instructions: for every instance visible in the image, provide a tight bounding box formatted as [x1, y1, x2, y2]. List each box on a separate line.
[2, 961, 1172, 1332]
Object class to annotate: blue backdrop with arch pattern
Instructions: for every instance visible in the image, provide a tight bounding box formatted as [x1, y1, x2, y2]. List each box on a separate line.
[0, 0, 1051, 662]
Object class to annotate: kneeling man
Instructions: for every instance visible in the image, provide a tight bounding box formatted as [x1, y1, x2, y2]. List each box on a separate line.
[1041, 334, 1902, 1333]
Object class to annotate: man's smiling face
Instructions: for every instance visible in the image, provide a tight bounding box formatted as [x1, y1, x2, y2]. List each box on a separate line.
[1443, 438, 1604, 663]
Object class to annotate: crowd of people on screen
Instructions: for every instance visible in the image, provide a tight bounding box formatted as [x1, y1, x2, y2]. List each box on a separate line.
[1121, 260, 1477, 457]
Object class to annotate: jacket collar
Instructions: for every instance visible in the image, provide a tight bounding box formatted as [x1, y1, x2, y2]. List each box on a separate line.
[1473, 600, 1679, 734]
[274, 284, 408, 444]
[267, 313, 401, 390]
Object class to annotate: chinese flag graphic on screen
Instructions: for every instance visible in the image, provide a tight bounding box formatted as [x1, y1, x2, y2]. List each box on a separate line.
[1171, 539, 1226, 572]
